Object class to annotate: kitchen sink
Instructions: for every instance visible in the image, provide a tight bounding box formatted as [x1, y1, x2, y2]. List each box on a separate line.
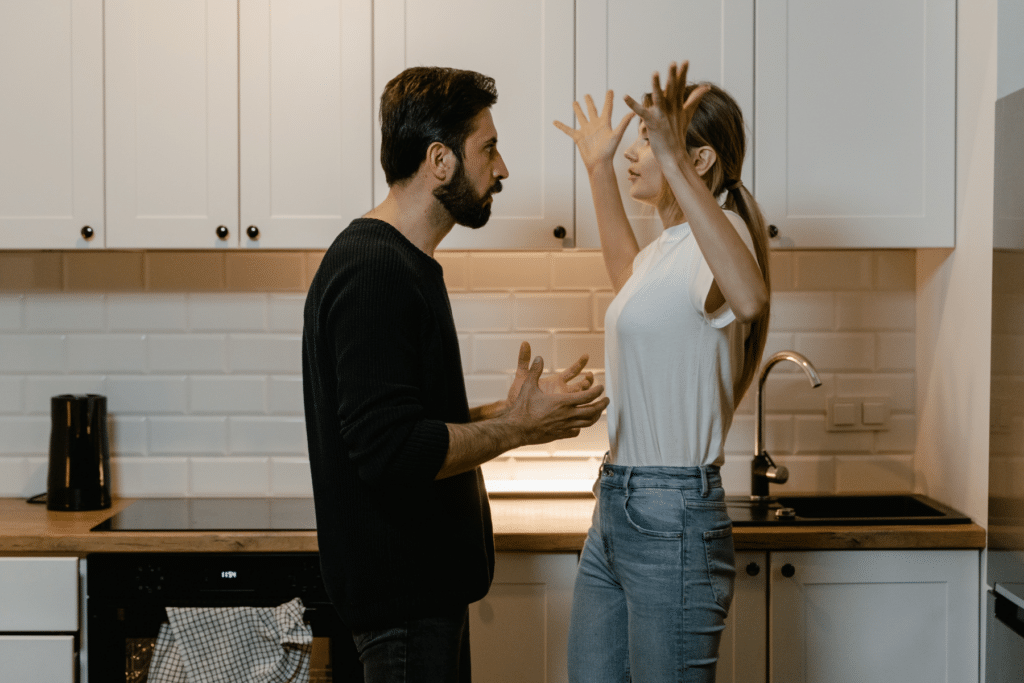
[726, 493, 971, 526]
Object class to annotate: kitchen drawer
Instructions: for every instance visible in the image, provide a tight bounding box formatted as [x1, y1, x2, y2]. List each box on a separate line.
[0, 636, 75, 683]
[0, 557, 78, 631]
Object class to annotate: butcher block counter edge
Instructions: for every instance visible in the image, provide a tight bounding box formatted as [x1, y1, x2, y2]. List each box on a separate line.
[0, 497, 985, 555]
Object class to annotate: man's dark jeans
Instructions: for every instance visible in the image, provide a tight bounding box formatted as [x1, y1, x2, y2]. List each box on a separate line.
[351, 606, 471, 682]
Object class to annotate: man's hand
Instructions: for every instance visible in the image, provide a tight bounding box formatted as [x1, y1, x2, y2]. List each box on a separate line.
[506, 341, 595, 405]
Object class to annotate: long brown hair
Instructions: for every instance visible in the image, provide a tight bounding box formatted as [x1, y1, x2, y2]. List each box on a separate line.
[645, 83, 771, 405]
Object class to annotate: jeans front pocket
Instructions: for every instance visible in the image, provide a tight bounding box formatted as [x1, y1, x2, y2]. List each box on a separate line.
[702, 524, 736, 610]
[622, 487, 685, 538]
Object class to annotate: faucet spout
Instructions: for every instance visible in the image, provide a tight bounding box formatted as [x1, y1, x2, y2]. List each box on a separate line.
[751, 351, 822, 501]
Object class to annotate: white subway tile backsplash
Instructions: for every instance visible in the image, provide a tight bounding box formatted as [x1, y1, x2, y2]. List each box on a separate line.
[26, 295, 105, 332]
[190, 376, 267, 414]
[228, 335, 302, 374]
[189, 457, 270, 497]
[514, 293, 592, 331]
[0, 248, 919, 497]
[112, 456, 189, 497]
[450, 294, 513, 331]
[835, 292, 915, 331]
[188, 294, 268, 331]
[268, 295, 306, 332]
[68, 335, 147, 373]
[472, 334, 553, 374]
[25, 376, 106, 414]
[268, 376, 305, 415]
[0, 295, 23, 330]
[228, 417, 307, 455]
[0, 377, 23, 413]
[877, 333, 916, 371]
[148, 335, 228, 373]
[0, 335, 66, 374]
[794, 333, 875, 372]
[109, 416, 148, 456]
[106, 377, 188, 415]
[270, 457, 314, 496]
[108, 294, 188, 331]
[0, 416, 49, 454]
[150, 417, 228, 454]
[770, 292, 835, 331]
[770, 456, 836, 494]
[834, 455, 915, 492]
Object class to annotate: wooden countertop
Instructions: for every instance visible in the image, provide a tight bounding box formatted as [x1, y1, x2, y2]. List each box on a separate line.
[0, 497, 985, 556]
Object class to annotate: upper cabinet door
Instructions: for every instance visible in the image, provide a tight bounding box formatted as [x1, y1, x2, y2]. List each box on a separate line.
[239, 0, 373, 250]
[373, 0, 575, 250]
[0, 0, 103, 249]
[575, 0, 754, 250]
[755, 0, 956, 248]
[105, 0, 239, 249]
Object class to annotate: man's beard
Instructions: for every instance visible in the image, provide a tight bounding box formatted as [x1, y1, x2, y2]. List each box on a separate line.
[433, 160, 502, 229]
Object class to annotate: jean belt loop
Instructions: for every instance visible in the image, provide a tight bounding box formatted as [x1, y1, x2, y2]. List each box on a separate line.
[623, 466, 634, 505]
[700, 465, 710, 498]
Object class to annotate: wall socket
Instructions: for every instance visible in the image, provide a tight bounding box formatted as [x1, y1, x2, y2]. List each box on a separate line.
[826, 396, 891, 432]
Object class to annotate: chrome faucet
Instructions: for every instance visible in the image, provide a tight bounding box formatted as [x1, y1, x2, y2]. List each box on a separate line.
[751, 351, 822, 501]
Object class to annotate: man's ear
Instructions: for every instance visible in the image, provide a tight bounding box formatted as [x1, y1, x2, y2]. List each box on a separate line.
[426, 141, 455, 181]
[693, 146, 717, 178]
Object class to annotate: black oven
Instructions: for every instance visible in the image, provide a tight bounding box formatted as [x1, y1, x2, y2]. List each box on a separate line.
[85, 552, 361, 682]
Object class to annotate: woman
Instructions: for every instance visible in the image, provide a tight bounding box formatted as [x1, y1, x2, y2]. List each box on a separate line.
[554, 61, 771, 682]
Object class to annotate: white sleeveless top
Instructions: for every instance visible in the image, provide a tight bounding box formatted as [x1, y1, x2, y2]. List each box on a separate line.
[604, 210, 756, 468]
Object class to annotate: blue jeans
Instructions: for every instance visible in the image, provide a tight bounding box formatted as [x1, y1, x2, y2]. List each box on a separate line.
[351, 607, 471, 683]
[568, 464, 736, 682]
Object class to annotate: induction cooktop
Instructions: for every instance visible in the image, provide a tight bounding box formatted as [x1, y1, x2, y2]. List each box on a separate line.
[90, 498, 317, 531]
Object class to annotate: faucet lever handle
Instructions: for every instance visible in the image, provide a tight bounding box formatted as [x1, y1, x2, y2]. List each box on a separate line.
[765, 464, 789, 484]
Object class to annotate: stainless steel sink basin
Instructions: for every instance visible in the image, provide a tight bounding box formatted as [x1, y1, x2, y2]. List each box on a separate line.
[727, 494, 971, 526]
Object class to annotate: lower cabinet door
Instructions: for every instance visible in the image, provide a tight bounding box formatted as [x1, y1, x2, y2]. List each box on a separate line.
[718, 551, 768, 682]
[769, 550, 979, 683]
[0, 635, 75, 683]
[469, 553, 577, 683]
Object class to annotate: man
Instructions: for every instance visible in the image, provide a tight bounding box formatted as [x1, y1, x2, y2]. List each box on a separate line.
[302, 66, 608, 682]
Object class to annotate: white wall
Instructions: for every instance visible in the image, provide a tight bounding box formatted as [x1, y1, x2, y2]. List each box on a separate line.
[915, 0, 997, 528]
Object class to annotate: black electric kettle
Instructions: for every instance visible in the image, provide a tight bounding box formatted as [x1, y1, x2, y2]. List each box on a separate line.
[46, 394, 111, 511]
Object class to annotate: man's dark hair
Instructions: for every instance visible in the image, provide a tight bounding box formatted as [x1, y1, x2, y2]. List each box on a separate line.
[379, 66, 498, 186]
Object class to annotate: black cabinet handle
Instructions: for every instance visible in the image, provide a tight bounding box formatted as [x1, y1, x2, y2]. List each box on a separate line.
[81, 226, 94, 240]
[746, 562, 761, 577]
[781, 563, 796, 578]
[553, 226, 567, 239]
[216, 226, 229, 240]
[247, 225, 260, 240]
[769, 224, 779, 238]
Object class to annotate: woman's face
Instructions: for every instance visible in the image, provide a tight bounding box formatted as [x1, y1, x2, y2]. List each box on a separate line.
[623, 122, 663, 205]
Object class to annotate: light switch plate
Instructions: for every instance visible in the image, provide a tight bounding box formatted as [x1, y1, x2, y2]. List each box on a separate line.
[826, 396, 891, 431]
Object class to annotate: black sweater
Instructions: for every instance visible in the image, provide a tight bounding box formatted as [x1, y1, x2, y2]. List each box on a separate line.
[302, 218, 494, 629]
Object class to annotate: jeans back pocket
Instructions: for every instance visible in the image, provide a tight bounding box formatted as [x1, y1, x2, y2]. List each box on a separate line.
[702, 525, 736, 610]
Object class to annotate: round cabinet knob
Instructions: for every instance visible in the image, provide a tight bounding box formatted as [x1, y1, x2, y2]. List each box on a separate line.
[768, 224, 779, 238]
[746, 562, 761, 577]
[247, 225, 260, 240]
[781, 563, 796, 578]
[216, 225, 229, 240]
[81, 226, 94, 240]
[553, 226, 567, 239]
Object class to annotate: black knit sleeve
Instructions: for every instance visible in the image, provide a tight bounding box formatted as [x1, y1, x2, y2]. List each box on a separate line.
[321, 241, 450, 483]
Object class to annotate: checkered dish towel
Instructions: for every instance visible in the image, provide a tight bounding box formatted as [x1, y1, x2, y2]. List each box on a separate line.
[148, 598, 313, 683]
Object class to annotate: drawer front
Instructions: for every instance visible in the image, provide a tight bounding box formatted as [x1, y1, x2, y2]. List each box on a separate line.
[0, 558, 79, 631]
[0, 636, 75, 683]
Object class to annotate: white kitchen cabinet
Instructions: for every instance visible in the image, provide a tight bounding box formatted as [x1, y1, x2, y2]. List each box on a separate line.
[770, 550, 979, 683]
[104, 0, 239, 249]
[718, 551, 768, 683]
[0, 557, 79, 683]
[105, 0, 373, 250]
[469, 552, 576, 683]
[574, 0, 754, 250]
[239, 0, 373, 249]
[755, 0, 956, 248]
[0, 0, 104, 249]
[373, 0, 575, 251]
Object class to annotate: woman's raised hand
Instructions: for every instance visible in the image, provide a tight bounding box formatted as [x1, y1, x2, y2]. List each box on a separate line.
[623, 61, 709, 165]
[554, 90, 634, 172]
